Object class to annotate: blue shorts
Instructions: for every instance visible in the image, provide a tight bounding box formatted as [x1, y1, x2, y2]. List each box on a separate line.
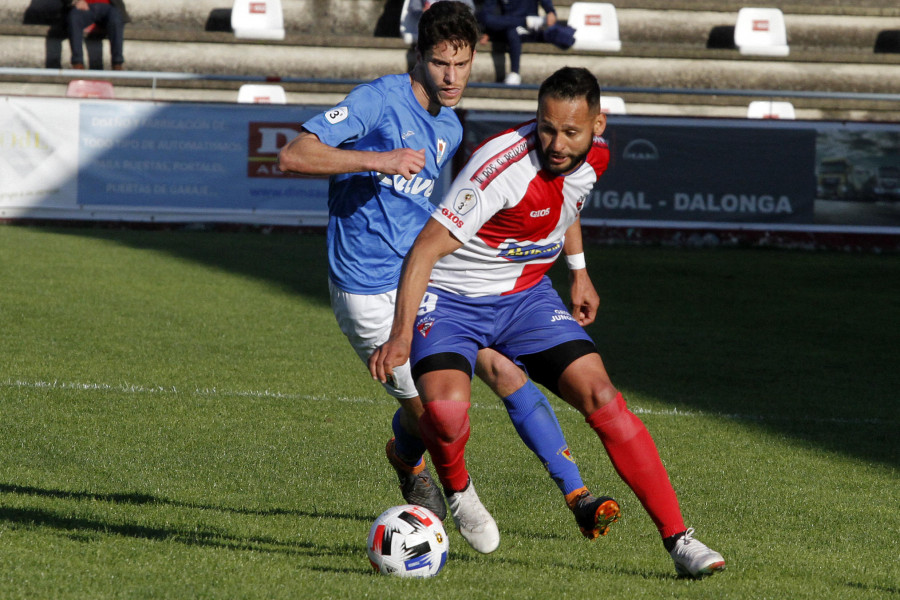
[410, 277, 594, 378]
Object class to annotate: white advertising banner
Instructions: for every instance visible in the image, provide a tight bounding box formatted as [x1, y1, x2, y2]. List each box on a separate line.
[0, 95, 332, 224]
[0, 96, 80, 212]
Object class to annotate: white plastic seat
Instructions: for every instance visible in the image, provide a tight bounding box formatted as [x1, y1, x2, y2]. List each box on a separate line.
[237, 84, 287, 104]
[600, 95, 626, 114]
[399, 0, 418, 45]
[747, 100, 795, 119]
[66, 79, 115, 99]
[734, 7, 789, 56]
[231, 0, 285, 40]
[568, 3, 621, 52]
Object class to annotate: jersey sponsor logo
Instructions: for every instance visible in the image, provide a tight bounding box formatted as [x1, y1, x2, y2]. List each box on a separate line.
[470, 136, 534, 190]
[498, 240, 561, 261]
[530, 208, 550, 218]
[453, 189, 477, 215]
[402, 130, 415, 140]
[436, 138, 447, 165]
[416, 316, 435, 337]
[441, 206, 465, 228]
[378, 173, 436, 197]
[324, 106, 349, 124]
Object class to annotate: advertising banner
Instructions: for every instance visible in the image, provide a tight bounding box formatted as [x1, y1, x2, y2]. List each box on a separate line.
[463, 112, 900, 233]
[1, 96, 332, 224]
[2, 96, 898, 233]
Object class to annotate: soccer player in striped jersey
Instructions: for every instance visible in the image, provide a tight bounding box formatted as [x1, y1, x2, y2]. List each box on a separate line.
[279, 3, 612, 542]
[370, 67, 726, 578]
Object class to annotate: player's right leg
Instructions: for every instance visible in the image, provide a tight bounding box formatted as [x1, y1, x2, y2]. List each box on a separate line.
[415, 367, 499, 554]
[329, 281, 445, 519]
[410, 293, 499, 553]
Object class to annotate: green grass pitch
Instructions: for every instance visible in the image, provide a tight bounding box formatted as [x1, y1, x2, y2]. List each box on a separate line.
[1, 224, 897, 599]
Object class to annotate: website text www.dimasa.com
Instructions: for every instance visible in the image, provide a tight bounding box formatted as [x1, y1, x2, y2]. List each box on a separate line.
[249, 187, 311, 198]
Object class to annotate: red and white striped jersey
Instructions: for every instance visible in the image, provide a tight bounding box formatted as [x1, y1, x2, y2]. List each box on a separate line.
[429, 119, 610, 297]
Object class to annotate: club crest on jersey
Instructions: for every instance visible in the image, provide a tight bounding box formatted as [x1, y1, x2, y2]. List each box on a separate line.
[416, 316, 435, 338]
[436, 138, 447, 164]
[576, 194, 587, 212]
[325, 106, 348, 124]
[453, 188, 478, 215]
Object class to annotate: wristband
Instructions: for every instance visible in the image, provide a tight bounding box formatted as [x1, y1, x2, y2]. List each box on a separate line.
[565, 252, 586, 270]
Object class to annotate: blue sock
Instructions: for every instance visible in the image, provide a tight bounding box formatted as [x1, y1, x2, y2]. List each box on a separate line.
[391, 408, 426, 467]
[503, 381, 585, 496]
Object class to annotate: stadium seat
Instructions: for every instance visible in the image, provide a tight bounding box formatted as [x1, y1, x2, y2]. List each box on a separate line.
[237, 84, 287, 103]
[399, 0, 418, 45]
[747, 100, 795, 119]
[568, 3, 622, 52]
[734, 7, 789, 56]
[231, 0, 285, 40]
[66, 79, 115, 99]
[600, 95, 626, 114]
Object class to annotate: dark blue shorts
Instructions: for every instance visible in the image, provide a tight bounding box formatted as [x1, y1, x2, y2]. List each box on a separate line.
[410, 277, 594, 378]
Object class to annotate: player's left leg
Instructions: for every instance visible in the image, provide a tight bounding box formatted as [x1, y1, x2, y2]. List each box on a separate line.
[554, 351, 724, 577]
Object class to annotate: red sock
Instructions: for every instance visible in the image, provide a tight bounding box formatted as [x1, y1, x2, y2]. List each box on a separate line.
[418, 400, 471, 493]
[586, 394, 686, 538]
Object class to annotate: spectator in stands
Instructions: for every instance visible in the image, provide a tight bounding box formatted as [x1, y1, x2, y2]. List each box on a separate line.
[477, 0, 557, 85]
[66, 0, 129, 70]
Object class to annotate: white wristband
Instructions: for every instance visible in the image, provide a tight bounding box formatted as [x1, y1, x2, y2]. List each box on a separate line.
[565, 252, 586, 270]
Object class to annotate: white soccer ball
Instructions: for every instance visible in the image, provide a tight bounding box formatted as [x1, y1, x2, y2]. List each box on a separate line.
[366, 504, 449, 578]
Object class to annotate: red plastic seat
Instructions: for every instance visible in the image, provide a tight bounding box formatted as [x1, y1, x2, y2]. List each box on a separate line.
[66, 79, 115, 99]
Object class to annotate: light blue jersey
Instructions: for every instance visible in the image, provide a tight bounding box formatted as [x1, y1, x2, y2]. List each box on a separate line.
[302, 74, 462, 294]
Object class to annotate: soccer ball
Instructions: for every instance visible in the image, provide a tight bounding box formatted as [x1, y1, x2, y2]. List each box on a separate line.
[367, 504, 449, 578]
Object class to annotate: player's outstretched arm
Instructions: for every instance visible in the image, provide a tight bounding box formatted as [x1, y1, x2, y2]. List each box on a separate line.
[563, 218, 600, 326]
[278, 130, 426, 179]
[368, 219, 463, 383]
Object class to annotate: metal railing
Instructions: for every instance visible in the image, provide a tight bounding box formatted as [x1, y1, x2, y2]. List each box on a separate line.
[2, 67, 900, 105]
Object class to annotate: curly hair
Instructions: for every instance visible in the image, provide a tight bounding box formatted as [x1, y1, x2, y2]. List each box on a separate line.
[416, 1, 479, 56]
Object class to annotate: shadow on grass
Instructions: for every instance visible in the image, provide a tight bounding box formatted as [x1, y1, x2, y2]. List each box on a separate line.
[39, 224, 333, 308]
[13, 225, 900, 470]
[0, 482, 376, 523]
[0, 482, 373, 573]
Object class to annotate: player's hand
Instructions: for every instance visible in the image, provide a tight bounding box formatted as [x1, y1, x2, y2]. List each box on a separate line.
[368, 336, 412, 384]
[377, 148, 426, 181]
[546, 12, 558, 27]
[568, 268, 600, 326]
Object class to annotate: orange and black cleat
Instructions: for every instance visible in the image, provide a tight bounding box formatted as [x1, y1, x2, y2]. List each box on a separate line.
[566, 487, 620, 539]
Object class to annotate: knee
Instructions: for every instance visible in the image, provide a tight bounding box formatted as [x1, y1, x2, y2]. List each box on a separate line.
[421, 400, 470, 444]
[563, 379, 619, 416]
[589, 382, 620, 413]
[475, 351, 526, 398]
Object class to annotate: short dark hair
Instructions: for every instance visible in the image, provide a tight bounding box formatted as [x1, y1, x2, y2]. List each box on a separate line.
[416, 1, 479, 57]
[538, 67, 601, 113]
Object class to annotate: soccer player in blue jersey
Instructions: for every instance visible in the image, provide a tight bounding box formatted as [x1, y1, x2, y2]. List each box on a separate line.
[278, 2, 616, 547]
